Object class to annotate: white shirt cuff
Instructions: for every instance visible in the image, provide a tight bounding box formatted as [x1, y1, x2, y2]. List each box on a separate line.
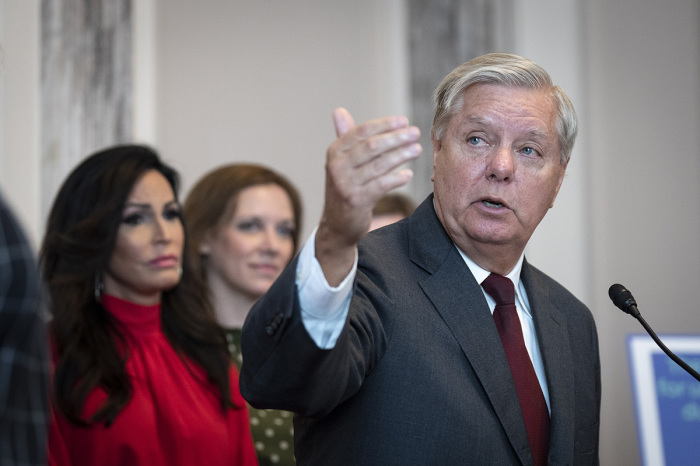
[296, 227, 356, 348]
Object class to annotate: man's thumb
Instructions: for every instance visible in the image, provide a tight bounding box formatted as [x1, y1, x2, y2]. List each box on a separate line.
[333, 108, 355, 137]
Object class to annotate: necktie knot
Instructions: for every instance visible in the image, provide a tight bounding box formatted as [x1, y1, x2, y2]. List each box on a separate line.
[482, 273, 515, 306]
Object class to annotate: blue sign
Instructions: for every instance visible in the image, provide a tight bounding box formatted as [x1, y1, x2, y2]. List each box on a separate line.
[628, 334, 700, 466]
[652, 353, 700, 465]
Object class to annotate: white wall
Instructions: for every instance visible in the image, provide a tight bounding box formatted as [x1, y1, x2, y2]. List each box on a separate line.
[146, 0, 408, 240]
[0, 0, 41, 247]
[585, 1, 700, 464]
[2, 1, 699, 464]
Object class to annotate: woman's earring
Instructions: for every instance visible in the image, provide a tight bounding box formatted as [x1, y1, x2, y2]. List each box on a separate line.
[94, 273, 104, 302]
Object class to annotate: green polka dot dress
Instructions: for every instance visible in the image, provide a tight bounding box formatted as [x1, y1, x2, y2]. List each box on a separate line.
[226, 328, 296, 465]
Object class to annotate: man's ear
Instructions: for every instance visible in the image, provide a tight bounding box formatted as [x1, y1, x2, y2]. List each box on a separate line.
[550, 162, 568, 208]
[431, 133, 442, 183]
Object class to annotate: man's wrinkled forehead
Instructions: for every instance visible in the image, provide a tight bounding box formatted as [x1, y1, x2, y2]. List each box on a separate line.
[450, 84, 556, 127]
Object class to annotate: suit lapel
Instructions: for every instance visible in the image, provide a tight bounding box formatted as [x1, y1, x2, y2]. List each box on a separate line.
[408, 196, 533, 465]
[521, 262, 576, 463]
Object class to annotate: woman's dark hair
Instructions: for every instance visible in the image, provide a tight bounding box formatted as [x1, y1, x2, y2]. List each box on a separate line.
[40, 144, 237, 426]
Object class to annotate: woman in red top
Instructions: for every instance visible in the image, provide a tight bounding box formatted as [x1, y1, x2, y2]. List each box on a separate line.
[41, 145, 258, 465]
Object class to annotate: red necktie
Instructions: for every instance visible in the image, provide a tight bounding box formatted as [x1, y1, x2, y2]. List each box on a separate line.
[482, 273, 550, 466]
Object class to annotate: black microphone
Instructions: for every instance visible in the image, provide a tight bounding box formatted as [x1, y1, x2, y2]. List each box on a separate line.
[608, 284, 640, 318]
[608, 283, 700, 383]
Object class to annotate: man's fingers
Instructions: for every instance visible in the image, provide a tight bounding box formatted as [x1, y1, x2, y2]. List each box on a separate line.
[333, 108, 356, 137]
[362, 167, 415, 202]
[343, 140, 422, 188]
[349, 126, 421, 168]
[353, 115, 409, 141]
[328, 145, 419, 211]
[323, 110, 421, 249]
[334, 112, 412, 149]
[330, 123, 421, 172]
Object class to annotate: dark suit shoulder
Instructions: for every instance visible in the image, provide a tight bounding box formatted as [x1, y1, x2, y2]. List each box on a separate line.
[359, 195, 453, 277]
[523, 261, 589, 312]
[359, 219, 410, 265]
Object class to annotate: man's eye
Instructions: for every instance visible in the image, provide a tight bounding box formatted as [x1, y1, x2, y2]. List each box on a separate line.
[467, 137, 481, 145]
[522, 147, 535, 156]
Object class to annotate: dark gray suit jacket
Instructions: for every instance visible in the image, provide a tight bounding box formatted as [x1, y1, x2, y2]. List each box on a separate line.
[240, 195, 600, 465]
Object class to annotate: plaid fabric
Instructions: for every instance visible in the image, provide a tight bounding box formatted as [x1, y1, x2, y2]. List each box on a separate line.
[0, 194, 49, 466]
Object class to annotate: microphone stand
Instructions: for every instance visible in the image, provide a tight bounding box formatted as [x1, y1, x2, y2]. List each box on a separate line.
[633, 312, 700, 383]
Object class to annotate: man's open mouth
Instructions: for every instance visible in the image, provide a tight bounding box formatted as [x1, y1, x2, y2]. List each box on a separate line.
[482, 200, 504, 208]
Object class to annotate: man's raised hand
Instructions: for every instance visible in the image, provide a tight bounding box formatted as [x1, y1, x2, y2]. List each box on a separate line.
[315, 108, 422, 285]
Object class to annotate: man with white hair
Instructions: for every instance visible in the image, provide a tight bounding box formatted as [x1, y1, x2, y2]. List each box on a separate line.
[241, 53, 600, 465]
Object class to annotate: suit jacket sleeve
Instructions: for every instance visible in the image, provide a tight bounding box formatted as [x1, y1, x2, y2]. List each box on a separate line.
[239, 251, 387, 418]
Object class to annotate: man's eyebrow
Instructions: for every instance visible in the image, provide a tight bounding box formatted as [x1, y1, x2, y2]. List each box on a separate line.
[467, 115, 491, 126]
[525, 128, 549, 140]
[468, 115, 550, 139]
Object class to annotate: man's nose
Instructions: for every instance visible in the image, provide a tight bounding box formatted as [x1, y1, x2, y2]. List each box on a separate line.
[487, 146, 515, 181]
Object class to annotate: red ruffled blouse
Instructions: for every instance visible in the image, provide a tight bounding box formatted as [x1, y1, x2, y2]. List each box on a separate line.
[48, 295, 258, 465]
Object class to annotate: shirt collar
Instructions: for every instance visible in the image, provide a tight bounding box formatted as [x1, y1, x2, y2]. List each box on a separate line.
[455, 247, 524, 284]
[455, 246, 530, 317]
[430, 199, 529, 316]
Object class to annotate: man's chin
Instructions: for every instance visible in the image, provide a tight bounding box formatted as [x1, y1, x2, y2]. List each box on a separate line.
[462, 221, 518, 244]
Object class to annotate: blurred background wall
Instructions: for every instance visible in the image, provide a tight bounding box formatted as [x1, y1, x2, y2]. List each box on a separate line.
[1, 0, 699, 464]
